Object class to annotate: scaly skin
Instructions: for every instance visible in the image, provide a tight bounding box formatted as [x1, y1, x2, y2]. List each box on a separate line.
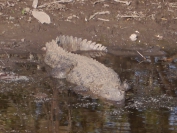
[44, 37, 128, 102]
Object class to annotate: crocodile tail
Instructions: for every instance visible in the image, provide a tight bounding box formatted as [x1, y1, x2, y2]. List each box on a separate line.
[74, 50, 106, 58]
[56, 35, 107, 52]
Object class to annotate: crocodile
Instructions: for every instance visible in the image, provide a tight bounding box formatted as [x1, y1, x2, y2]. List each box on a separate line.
[44, 35, 129, 102]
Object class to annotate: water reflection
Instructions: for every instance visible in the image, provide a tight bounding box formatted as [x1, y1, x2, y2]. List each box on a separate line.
[0, 52, 177, 133]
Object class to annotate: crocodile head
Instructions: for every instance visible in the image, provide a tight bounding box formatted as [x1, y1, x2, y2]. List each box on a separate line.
[99, 88, 125, 102]
[93, 81, 129, 102]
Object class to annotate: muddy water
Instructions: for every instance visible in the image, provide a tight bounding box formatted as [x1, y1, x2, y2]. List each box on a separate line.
[0, 52, 177, 133]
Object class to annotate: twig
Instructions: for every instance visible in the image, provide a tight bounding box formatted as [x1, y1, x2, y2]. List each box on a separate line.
[0, 60, 5, 65]
[136, 51, 146, 60]
[118, 15, 140, 18]
[92, 0, 105, 5]
[0, 2, 4, 9]
[38, 0, 73, 8]
[169, 2, 177, 8]
[89, 11, 110, 20]
[97, 18, 109, 21]
[117, 11, 145, 19]
[4, 51, 10, 58]
[114, 0, 131, 6]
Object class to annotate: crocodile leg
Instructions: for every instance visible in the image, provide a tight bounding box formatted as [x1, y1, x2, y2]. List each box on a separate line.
[72, 85, 99, 99]
[50, 62, 76, 79]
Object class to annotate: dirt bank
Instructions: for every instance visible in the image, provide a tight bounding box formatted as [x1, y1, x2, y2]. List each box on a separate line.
[0, 0, 177, 55]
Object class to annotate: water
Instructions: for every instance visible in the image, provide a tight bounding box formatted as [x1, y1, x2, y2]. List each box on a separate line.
[0, 52, 177, 133]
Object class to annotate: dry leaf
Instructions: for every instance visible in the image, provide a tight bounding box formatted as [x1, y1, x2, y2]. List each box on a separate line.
[32, 10, 51, 24]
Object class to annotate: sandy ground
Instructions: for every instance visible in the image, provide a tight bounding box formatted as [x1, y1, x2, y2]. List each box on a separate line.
[0, 0, 177, 55]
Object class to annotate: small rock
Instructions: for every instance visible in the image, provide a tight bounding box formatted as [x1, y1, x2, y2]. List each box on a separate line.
[37, 65, 42, 70]
[103, 4, 109, 7]
[7, 1, 15, 7]
[29, 53, 34, 60]
[0, 41, 5, 45]
[135, 31, 139, 33]
[129, 34, 137, 41]
[155, 35, 163, 40]
[9, 16, 15, 20]
[21, 38, 25, 42]
[24, 7, 30, 13]
[41, 47, 46, 51]
[27, 17, 32, 22]
[14, 24, 20, 27]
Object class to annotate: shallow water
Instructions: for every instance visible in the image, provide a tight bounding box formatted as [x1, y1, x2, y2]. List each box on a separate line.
[0, 52, 177, 133]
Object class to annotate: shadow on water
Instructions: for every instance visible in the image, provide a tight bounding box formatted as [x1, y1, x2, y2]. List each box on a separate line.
[0, 50, 177, 133]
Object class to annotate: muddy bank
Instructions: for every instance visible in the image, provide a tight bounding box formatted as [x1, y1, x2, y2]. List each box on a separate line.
[0, 0, 177, 55]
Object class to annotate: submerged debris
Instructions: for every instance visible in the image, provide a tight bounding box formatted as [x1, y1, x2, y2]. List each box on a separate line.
[0, 71, 29, 82]
[33, 92, 50, 103]
[126, 94, 177, 110]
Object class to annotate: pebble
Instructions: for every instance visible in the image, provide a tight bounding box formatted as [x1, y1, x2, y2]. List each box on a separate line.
[21, 38, 25, 42]
[129, 34, 137, 41]
[24, 7, 30, 13]
[9, 16, 15, 20]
